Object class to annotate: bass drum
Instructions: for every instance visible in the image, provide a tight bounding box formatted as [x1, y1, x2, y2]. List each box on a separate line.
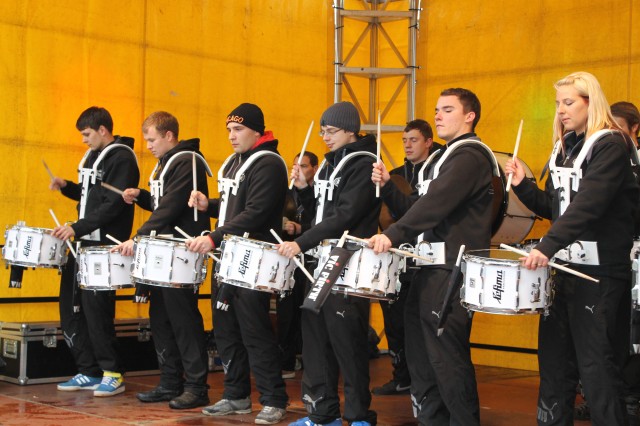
[490, 152, 537, 246]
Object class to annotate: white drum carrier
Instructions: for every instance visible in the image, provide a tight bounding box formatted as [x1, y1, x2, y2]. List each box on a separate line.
[2, 222, 68, 269]
[77, 246, 133, 290]
[131, 236, 207, 288]
[315, 239, 404, 301]
[215, 235, 296, 293]
[77, 144, 137, 241]
[461, 249, 552, 315]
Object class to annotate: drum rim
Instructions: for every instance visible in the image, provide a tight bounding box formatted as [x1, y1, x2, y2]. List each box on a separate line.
[330, 284, 395, 301]
[2, 259, 64, 268]
[461, 302, 547, 315]
[131, 277, 202, 288]
[78, 283, 135, 290]
[222, 235, 278, 250]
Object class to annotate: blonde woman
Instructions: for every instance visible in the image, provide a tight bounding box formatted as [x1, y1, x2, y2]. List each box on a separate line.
[505, 71, 639, 425]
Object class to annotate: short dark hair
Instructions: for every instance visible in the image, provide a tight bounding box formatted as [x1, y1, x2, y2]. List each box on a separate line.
[611, 101, 640, 138]
[440, 88, 481, 131]
[295, 151, 318, 167]
[404, 119, 433, 140]
[142, 111, 179, 139]
[76, 107, 113, 133]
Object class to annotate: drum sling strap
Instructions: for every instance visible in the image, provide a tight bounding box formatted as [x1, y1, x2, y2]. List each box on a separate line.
[216, 151, 288, 227]
[149, 151, 213, 210]
[77, 144, 138, 241]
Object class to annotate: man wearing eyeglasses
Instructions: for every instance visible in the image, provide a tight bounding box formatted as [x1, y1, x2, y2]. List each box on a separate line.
[278, 101, 381, 426]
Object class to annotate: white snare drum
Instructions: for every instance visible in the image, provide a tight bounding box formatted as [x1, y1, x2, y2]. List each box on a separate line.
[2, 222, 68, 269]
[131, 236, 207, 288]
[215, 235, 295, 293]
[77, 246, 134, 290]
[316, 239, 404, 301]
[490, 152, 537, 246]
[461, 249, 551, 315]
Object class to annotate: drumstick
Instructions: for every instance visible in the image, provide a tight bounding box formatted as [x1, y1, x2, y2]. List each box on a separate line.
[101, 181, 138, 202]
[269, 228, 315, 282]
[48, 208, 77, 258]
[505, 119, 524, 193]
[289, 120, 314, 190]
[174, 226, 220, 262]
[376, 110, 381, 198]
[344, 234, 434, 263]
[499, 243, 599, 283]
[192, 152, 198, 222]
[105, 234, 123, 245]
[42, 159, 55, 181]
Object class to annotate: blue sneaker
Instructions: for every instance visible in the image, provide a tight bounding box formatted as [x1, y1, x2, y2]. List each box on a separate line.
[94, 373, 125, 397]
[350, 422, 371, 426]
[57, 373, 101, 391]
[288, 417, 342, 426]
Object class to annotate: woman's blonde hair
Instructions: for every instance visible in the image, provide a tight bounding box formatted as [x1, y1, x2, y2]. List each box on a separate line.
[553, 71, 622, 143]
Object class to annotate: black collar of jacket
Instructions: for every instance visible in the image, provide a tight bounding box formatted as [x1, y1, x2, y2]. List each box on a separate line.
[324, 133, 377, 166]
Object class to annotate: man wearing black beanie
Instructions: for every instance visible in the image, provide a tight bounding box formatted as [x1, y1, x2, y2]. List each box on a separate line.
[186, 103, 289, 425]
[278, 101, 381, 426]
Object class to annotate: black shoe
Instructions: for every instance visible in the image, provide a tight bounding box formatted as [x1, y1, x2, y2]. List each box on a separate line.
[169, 391, 210, 409]
[372, 380, 410, 395]
[137, 385, 182, 403]
[574, 400, 590, 421]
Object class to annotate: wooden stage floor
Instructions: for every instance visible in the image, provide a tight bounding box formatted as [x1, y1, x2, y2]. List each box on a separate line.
[0, 356, 589, 425]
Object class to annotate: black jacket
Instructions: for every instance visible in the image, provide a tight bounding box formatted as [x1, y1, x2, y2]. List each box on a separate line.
[207, 138, 288, 246]
[382, 133, 495, 268]
[136, 138, 210, 237]
[513, 131, 639, 277]
[295, 134, 382, 252]
[62, 136, 140, 244]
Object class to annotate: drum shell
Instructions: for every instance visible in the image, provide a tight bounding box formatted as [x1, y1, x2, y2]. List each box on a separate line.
[77, 246, 134, 290]
[215, 235, 296, 293]
[2, 225, 67, 269]
[461, 249, 551, 315]
[131, 236, 207, 288]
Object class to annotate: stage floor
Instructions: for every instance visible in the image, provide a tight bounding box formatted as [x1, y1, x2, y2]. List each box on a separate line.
[0, 356, 588, 425]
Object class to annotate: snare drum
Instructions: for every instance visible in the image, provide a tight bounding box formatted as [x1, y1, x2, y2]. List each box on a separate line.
[77, 246, 134, 290]
[490, 152, 537, 246]
[131, 236, 207, 288]
[461, 249, 551, 315]
[215, 235, 295, 293]
[315, 239, 404, 301]
[2, 222, 68, 269]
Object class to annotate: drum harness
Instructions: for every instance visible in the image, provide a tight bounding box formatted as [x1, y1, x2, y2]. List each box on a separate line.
[149, 151, 213, 211]
[77, 144, 138, 242]
[413, 139, 501, 266]
[216, 150, 287, 227]
[547, 129, 623, 265]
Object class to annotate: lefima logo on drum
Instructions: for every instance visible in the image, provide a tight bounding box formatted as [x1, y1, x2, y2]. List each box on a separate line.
[22, 235, 33, 258]
[238, 249, 252, 277]
[492, 270, 505, 304]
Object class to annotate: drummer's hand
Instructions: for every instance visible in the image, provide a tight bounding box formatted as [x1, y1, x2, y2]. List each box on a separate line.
[122, 188, 140, 205]
[112, 239, 134, 256]
[372, 161, 390, 187]
[52, 225, 75, 241]
[49, 177, 67, 191]
[185, 235, 214, 254]
[521, 248, 549, 270]
[188, 190, 209, 211]
[504, 157, 526, 187]
[284, 220, 301, 236]
[290, 164, 308, 189]
[368, 234, 392, 254]
[277, 241, 301, 259]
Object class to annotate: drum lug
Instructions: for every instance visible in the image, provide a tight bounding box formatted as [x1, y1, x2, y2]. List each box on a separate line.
[268, 262, 280, 283]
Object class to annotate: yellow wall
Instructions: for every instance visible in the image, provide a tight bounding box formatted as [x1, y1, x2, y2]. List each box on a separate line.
[0, 0, 638, 370]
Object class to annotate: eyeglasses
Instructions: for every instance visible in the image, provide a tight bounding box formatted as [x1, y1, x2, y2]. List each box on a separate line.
[318, 128, 344, 137]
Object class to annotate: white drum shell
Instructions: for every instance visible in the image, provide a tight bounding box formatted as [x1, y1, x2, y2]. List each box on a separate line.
[131, 237, 206, 288]
[316, 240, 403, 300]
[216, 235, 296, 293]
[2, 224, 67, 268]
[77, 246, 133, 290]
[461, 249, 551, 315]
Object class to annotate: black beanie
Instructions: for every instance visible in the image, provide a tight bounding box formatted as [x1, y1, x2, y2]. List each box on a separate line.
[320, 101, 360, 134]
[226, 103, 265, 135]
